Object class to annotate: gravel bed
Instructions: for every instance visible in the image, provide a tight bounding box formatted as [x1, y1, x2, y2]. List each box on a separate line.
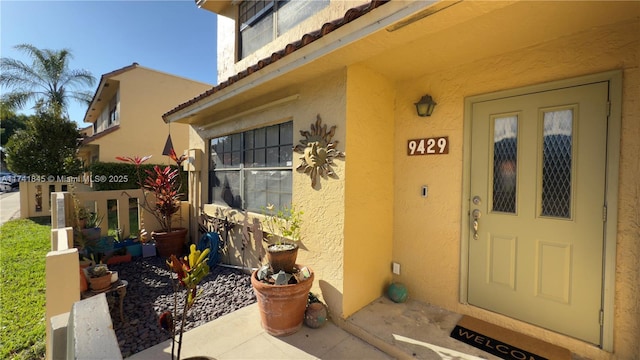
[106, 256, 256, 358]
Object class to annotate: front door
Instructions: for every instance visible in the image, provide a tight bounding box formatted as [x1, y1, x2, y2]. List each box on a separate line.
[467, 81, 609, 344]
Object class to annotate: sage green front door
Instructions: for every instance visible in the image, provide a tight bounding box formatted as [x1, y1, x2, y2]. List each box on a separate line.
[467, 81, 609, 344]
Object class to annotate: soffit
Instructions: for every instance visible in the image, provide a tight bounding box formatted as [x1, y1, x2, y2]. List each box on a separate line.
[195, 0, 232, 15]
[169, 0, 639, 126]
[83, 63, 140, 123]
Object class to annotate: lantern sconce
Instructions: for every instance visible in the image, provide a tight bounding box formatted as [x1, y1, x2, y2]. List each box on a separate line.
[414, 95, 437, 117]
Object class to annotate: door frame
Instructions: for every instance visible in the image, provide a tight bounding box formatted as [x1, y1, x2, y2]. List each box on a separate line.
[459, 70, 621, 350]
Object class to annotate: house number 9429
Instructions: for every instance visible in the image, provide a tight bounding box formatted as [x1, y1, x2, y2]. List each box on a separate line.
[407, 136, 449, 156]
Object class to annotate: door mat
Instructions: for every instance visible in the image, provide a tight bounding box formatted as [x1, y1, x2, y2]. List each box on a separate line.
[450, 316, 571, 360]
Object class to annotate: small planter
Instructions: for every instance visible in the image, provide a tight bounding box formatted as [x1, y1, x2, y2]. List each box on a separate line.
[267, 243, 299, 273]
[251, 265, 314, 336]
[126, 243, 142, 257]
[79, 261, 91, 292]
[106, 253, 132, 265]
[87, 272, 112, 292]
[80, 227, 101, 242]
[142, 243, 156, 257]
[115, 239, 142, 257]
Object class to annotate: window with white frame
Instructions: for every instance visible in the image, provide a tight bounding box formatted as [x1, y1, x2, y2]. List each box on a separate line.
[209, 121, 293, 212]
[238, 0, 329, 59]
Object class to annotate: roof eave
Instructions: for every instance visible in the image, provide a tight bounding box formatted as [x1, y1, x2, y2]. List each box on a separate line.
[164, 0, 442, 125]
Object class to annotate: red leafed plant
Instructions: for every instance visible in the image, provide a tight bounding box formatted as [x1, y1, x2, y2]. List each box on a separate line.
[117, 149, 186, 232]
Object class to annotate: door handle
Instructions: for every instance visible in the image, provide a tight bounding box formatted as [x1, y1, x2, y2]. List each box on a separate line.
[472, 209, 481, 240]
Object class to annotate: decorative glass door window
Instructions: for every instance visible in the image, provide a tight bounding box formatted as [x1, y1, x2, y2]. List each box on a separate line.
[491, 115, 519, 214]
[540, 108, 574, 219]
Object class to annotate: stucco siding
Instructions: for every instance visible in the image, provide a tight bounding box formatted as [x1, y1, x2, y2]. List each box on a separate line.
[343, 64, 395, 317]
[195, 70, 349, 316]
[392, 17, 639, 360]
[95, 67, 210, 163]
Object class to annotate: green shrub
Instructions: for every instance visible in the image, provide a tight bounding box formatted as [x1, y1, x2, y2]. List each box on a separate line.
[88, 162, 187, 194]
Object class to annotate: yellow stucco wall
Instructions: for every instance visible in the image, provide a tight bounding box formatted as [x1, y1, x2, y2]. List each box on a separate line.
[392, 17, 639, 360]
[188, 1, 638, 357]
[343, 65, 395, 317]
[91, 67, 210, 164]
[194, 70, 350, 316]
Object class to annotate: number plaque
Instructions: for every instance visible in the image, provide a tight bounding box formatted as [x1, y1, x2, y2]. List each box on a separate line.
[407, 136, 449, 156]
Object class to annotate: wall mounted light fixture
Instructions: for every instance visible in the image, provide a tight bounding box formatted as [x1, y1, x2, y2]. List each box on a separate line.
[414, 95, 437, 117]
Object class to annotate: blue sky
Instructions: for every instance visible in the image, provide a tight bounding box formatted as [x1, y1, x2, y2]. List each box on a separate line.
[0, 0, 218, 126]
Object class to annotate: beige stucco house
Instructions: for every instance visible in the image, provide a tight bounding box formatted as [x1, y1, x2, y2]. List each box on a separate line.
[79, 63, 211, 166]
[164, 1, 639, 359]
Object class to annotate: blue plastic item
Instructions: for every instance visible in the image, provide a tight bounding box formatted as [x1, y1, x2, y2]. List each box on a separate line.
[197, 232, 221, 267]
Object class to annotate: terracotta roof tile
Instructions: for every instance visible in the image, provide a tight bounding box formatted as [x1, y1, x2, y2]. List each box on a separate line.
[163, 0, 389, 120]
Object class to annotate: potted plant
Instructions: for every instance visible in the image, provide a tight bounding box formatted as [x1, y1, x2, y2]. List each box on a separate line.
[86, 263, 112, 292]
[261, 204, 303, 273]
[158, 244, 210, 360]
[81, 209, 104, 241]
[117, 149, 187, 258]
[251, 204, 314, 336]
[74, 207, 104, 247]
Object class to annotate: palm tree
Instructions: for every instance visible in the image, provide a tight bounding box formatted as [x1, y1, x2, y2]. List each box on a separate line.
[0, 44, 96, 117]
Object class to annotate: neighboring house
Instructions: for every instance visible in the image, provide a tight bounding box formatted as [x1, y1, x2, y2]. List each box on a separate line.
[165, 1, 639, 359]
[79, 63, 212, 166]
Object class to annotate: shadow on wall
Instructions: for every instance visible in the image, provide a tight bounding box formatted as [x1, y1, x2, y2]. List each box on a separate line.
[319, 279, 343, 319]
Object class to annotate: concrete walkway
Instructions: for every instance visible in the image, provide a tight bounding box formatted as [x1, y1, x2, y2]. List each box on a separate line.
[0, 191, 20, 226]
[127, 303, 393, 360]
[127, 298, 496, 360]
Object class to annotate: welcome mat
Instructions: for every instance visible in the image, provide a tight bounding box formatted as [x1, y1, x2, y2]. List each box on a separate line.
[450, 316, 571, 360]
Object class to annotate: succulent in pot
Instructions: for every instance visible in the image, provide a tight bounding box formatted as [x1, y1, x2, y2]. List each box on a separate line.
[75, 207, 104, 252]
[260, 204, 303, 273]
[86, 264, 112, 291]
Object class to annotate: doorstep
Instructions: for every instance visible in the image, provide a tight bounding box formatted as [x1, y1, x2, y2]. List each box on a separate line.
[343, 297, 502, 360]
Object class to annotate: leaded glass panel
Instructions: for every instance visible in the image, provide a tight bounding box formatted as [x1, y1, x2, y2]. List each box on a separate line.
[541, 109, 573, 218]
[492, 115, 518, 213]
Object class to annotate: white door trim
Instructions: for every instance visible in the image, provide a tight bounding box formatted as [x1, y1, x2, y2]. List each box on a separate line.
[459, 70, 621, 351]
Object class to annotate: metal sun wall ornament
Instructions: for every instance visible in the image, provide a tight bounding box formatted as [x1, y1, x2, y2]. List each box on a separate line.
[294, 115, 345, 188]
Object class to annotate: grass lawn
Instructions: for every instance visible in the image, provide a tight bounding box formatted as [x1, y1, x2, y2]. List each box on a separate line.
[0, 218, 51, 360]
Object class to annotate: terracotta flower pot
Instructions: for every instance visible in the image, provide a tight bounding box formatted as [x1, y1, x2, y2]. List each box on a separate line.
[266, 243, 298, 273]
[79, 262, 91, 292]
[152, 227, 187, 258]
[88, 272, 112, 292]
[251, 265, 313, 336]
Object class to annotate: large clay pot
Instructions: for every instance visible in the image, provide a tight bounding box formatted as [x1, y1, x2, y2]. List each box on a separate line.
[152, 228, 187, 258]
[266, 243, 298, 273]
[251, 265, 313, 336]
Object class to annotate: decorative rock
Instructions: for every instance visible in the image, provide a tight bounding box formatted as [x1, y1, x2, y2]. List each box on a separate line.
[106, 256, 256, 357]
[387, 282, 408, 303]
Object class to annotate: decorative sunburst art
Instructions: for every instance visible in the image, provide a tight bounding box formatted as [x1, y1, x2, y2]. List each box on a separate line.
[294, 115, 345, 188]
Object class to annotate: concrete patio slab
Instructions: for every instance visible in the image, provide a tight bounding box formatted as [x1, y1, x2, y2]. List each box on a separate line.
[126, 303, 392, 360]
